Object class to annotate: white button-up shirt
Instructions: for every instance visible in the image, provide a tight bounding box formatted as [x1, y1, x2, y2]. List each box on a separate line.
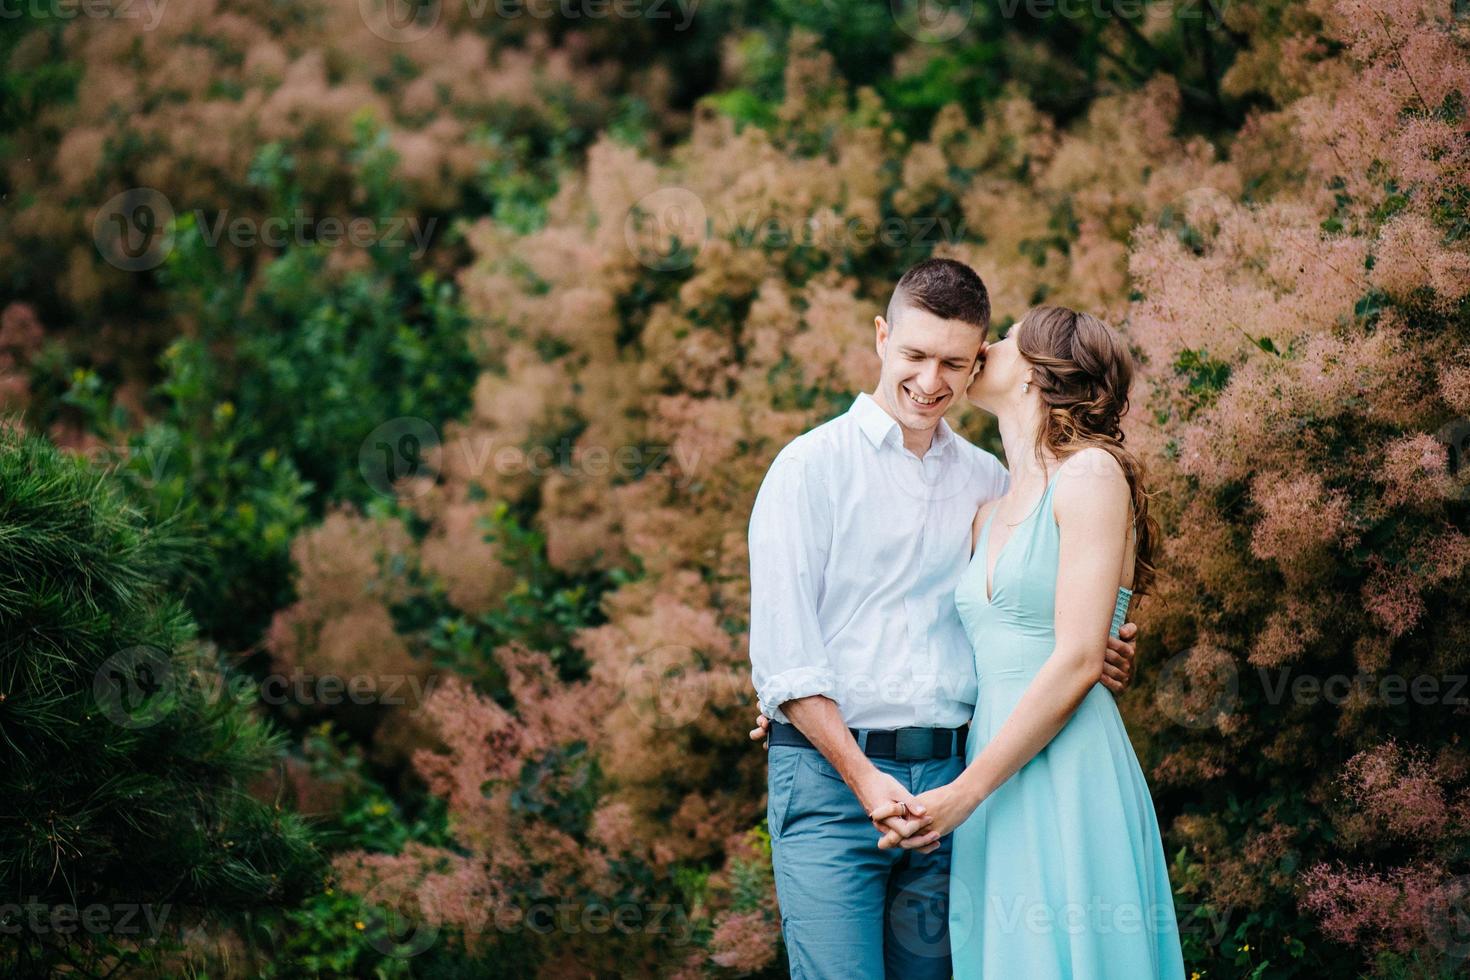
[748, 391, 1010, 729]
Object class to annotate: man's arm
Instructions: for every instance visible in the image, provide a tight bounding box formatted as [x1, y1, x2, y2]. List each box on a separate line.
[781, 696, 932, 836]
[747, 453, 930, 836]
[748, 453, 839, 724]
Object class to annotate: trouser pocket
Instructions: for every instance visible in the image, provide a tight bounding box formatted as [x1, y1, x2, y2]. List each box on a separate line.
[766, 745, 802, 838]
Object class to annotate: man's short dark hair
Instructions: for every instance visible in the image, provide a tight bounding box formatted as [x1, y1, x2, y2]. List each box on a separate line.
[886, 258, 991, 334]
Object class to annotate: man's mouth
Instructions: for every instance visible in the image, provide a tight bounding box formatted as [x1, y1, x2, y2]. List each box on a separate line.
[902, 384, 946, 409]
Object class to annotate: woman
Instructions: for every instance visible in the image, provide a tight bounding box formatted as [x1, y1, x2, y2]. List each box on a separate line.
[868, 305, 1185, 978]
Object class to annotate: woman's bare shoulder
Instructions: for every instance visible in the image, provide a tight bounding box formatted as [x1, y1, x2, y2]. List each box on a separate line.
[1053, 448, 1129, 519]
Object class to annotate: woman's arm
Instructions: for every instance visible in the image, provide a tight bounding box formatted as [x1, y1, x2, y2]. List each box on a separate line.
[875, 448, 1132, 849]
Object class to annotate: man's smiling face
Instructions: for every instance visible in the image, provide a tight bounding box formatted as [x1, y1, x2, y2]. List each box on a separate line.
[873, 303, 987, 433]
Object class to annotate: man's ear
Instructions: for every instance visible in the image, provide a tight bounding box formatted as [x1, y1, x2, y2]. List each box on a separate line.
[875, 314, 890, 359]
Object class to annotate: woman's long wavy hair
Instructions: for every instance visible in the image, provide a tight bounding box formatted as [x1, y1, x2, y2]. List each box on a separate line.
[1015, 305, 1159, 596]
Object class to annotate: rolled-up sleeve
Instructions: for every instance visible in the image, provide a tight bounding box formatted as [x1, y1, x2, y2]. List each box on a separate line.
[748, 452, 835, 724]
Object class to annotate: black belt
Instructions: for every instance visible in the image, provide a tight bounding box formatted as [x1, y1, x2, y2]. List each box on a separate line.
[767, 721, 967, 760]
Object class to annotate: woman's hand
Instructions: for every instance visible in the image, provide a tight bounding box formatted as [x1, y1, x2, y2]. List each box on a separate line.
[868, 782, 981, 853]
[749, 712, 771, 748]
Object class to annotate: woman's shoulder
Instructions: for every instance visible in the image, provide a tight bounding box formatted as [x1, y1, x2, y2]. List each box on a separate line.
[1057, 446, 1126, 485]
[1052, 448, 1129, 517]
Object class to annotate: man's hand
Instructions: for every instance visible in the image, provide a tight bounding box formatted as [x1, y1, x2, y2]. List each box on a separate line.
[1101, 621, 1138, 694]
[853, 768, 933, 842]
[868, 781, 976, 854]
[749, 712, 771, 748]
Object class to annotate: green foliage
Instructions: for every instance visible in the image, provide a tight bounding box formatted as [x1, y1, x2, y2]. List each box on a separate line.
[0, 425, 322, 975]
[701, 88, 780, 132]
[80, 124, 481, 651]
[403, 499, 623, 696]
[473, 502, 626, 678]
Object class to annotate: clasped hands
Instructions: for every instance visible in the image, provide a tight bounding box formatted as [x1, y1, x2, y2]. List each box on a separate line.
[863, 776, 980, 854]
[747, 716, 978, 853]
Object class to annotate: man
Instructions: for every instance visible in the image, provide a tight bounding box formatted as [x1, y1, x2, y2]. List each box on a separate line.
[747, 258, 1139, 979]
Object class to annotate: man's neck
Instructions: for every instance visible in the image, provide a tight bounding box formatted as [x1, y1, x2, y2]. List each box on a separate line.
[870, 388, 938, 459]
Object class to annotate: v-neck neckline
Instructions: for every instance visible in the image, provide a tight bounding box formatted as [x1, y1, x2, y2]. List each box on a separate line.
[975, 469, 1061, 604]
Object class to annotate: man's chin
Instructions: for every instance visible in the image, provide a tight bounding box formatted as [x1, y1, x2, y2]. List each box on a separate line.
[900, 407, 943, 429]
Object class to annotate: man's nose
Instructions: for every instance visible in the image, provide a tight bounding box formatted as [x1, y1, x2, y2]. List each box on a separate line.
[918, 361, 943, 391]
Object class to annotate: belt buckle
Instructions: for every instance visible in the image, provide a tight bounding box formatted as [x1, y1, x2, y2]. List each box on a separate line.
[894, 728, 932, 761]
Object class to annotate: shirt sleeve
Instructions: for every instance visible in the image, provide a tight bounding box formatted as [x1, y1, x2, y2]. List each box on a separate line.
[748, 451, 836, 724]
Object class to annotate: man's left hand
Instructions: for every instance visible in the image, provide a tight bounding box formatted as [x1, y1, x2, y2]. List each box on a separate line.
[749, 712, 771, 748]
[1101, 621, 1138, 694]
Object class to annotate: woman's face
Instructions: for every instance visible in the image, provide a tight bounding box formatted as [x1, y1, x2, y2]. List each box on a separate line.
[966, 316, 1029, 411]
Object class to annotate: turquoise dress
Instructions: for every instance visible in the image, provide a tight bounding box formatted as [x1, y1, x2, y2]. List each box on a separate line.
[949, 471, 1186, 979]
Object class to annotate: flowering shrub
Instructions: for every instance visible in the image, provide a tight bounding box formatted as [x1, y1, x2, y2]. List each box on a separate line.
[1126, 2, 1470, 974]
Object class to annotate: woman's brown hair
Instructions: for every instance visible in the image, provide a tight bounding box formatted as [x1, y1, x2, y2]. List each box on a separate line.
[1015, 305, 1159, 595]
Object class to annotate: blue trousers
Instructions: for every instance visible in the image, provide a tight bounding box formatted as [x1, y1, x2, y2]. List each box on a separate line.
[767, 744, 964, 980]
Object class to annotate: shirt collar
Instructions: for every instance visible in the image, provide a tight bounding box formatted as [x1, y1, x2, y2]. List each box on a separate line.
[851, 391, 956, 458]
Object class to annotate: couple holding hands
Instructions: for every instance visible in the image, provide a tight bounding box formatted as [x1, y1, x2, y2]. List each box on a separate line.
[743, 259, 1186, 979]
